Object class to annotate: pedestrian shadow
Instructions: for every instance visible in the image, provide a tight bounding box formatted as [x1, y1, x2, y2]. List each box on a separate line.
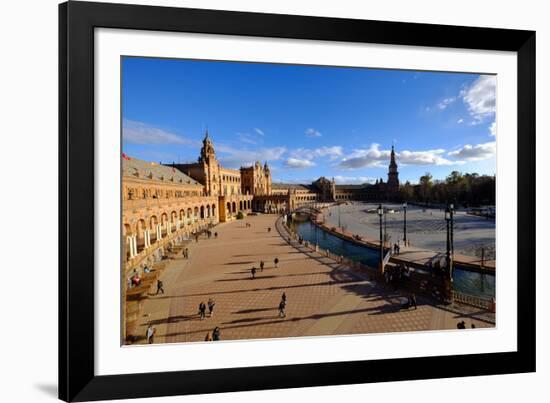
[223, 261, 255, 265]
[233, 307, 277, 314]
[216, 275, 279, 282]
[146, 314, 200, 325]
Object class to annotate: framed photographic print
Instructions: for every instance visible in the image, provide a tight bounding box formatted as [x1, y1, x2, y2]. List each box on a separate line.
[59, 1, 536, 401]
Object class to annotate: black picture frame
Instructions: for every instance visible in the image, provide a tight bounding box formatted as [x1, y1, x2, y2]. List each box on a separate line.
[59, 1, 536, 401]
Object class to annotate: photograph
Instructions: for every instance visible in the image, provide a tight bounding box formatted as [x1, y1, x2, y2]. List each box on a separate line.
[121, 57, 497, 345]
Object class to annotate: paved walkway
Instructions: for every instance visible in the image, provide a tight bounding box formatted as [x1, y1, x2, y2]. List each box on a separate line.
[134, 214, 493, 345]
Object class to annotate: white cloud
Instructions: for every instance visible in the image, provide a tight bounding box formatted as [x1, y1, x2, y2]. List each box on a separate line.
[333, 175, 376, 185]
[338, 143, 391, 169]
[290, 146, 343, 161]
[217, 145, 286, 168]
[123, 119, 194, 145]
[489, 121, 496, 136]
[461, 75, 496, 123]
[447, 141, 496, 161]
[237, 132, 260, 145]
[339, 143, 458, 169]
[305, 128, 322, 137]
[457, 118, 464, 124]
[254, 128, 265, 136]
[284, 158, 316, 169]
[437, 97, 456, 110]
[400, 149, 457, 166]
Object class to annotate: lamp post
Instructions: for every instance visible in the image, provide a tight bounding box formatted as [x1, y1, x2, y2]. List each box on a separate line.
[444, 203, 454, 302]
[403, 202, 407, 244]
[377, 204, 384, 273]
[449, 203, 454, 257]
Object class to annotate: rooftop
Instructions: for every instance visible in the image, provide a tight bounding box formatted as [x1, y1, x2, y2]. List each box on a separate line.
[122, 155, 201, 186]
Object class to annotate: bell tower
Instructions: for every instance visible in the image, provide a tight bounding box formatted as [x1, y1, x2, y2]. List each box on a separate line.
[199, 129, 216, 164]
[387, 145, 400, 193]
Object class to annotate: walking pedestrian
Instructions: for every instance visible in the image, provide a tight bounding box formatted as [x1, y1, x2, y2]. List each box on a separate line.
[156, 279, 164, 295]
[259, 260, 265, 272]
[251, 267, 257, 279]
[199, 302, 206, 320]
[204, 332, 213, 341]
[274, 257, 279, 268]
[207, 298, 215, 317]
[278, 300, 286, 318]
[146, 325, 156, 344]
[267, 227, 271, 233]
[410, 293, 417, 310]
[281, 292, 287, 304]
[214, 232, 218, 238]
[212, 326, 221, 341]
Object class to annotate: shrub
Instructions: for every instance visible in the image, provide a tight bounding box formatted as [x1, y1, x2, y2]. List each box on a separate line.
[236, 211, 245, 219]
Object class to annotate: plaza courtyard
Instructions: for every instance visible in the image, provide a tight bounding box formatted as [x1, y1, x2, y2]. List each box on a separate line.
[134, 214, 493, 345]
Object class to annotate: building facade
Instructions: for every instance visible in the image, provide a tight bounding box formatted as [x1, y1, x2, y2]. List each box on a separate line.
[168, 131, 253, 222]
[122, 156, 219, 276]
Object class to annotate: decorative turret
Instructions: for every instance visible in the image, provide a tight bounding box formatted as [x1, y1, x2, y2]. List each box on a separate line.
[199, 129, 216, 163]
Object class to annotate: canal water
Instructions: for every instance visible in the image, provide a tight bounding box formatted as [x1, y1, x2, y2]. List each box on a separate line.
[289, 219, 495, 299]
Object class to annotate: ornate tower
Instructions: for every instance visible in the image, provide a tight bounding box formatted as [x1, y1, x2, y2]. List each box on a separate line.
[387, 145, 400, 193]
[198, 129, 220, 196]
[264, 161, 272, 195]
[199, 129, 216, 164]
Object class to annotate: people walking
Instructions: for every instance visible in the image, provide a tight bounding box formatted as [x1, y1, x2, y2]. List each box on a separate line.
[278, 300, 286, 318]
[274, 257, 279, 268]
[156, 279, 164, 295]
[146, 325, 156, 344]
[199, 301, 206, 320]
[267, 227, 271, 233]
[260, 260, 265, 272]
[204, 332, 213, 341]
[214, 232, 218, 238]
[410, 293, 417, 309]
[281, 292, 287, 304]
[251, 267, 257, 279]
[212, 326, 221, 341]
[207, 298, 215, 317]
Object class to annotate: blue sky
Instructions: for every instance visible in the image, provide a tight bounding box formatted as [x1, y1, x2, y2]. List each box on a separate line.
[122, 57, 496, 184]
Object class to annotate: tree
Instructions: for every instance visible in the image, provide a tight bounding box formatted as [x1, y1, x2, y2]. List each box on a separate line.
[419, 172, 433, 203]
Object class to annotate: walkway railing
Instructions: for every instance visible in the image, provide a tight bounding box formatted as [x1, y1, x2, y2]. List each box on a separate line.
[452, 291, 495, 311]
[279, 216, 496, 312]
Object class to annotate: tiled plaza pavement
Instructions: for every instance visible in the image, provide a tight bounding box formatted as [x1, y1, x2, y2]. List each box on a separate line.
[135, 214, 494, 344]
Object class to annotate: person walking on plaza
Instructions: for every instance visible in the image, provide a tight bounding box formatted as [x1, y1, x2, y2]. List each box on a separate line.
[260, 260, 265, 272]
[267, 227, 271, 233]
[410, 293, 417, 310]
[251, 267, 257, 279]
[185, 247, 189, 259]
[213, 326, 221, 341]
[204, 332, 213, 341]
[274, 257, 279, 268]
[199, 301, 206, 320]
[278, 300, 286, 318]
[281, 292, 287, 304]
[214, 232, 218, 239]
[146, 325, 156, 344]
[207, 298, 215, 317]
[156, 279, 164, 295]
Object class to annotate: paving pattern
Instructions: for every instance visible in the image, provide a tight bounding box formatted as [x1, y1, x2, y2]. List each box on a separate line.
[133, 214, 494, 345]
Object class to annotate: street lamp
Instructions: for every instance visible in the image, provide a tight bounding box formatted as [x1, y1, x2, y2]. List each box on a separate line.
[402, 202, 407, 244]
[449, 203, 454, 257]
[377, 204, 384, 272]
[444, 203, 455, 288]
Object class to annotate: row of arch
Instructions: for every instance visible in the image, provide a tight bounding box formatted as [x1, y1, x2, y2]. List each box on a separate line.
[123, 203, 217, 260]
